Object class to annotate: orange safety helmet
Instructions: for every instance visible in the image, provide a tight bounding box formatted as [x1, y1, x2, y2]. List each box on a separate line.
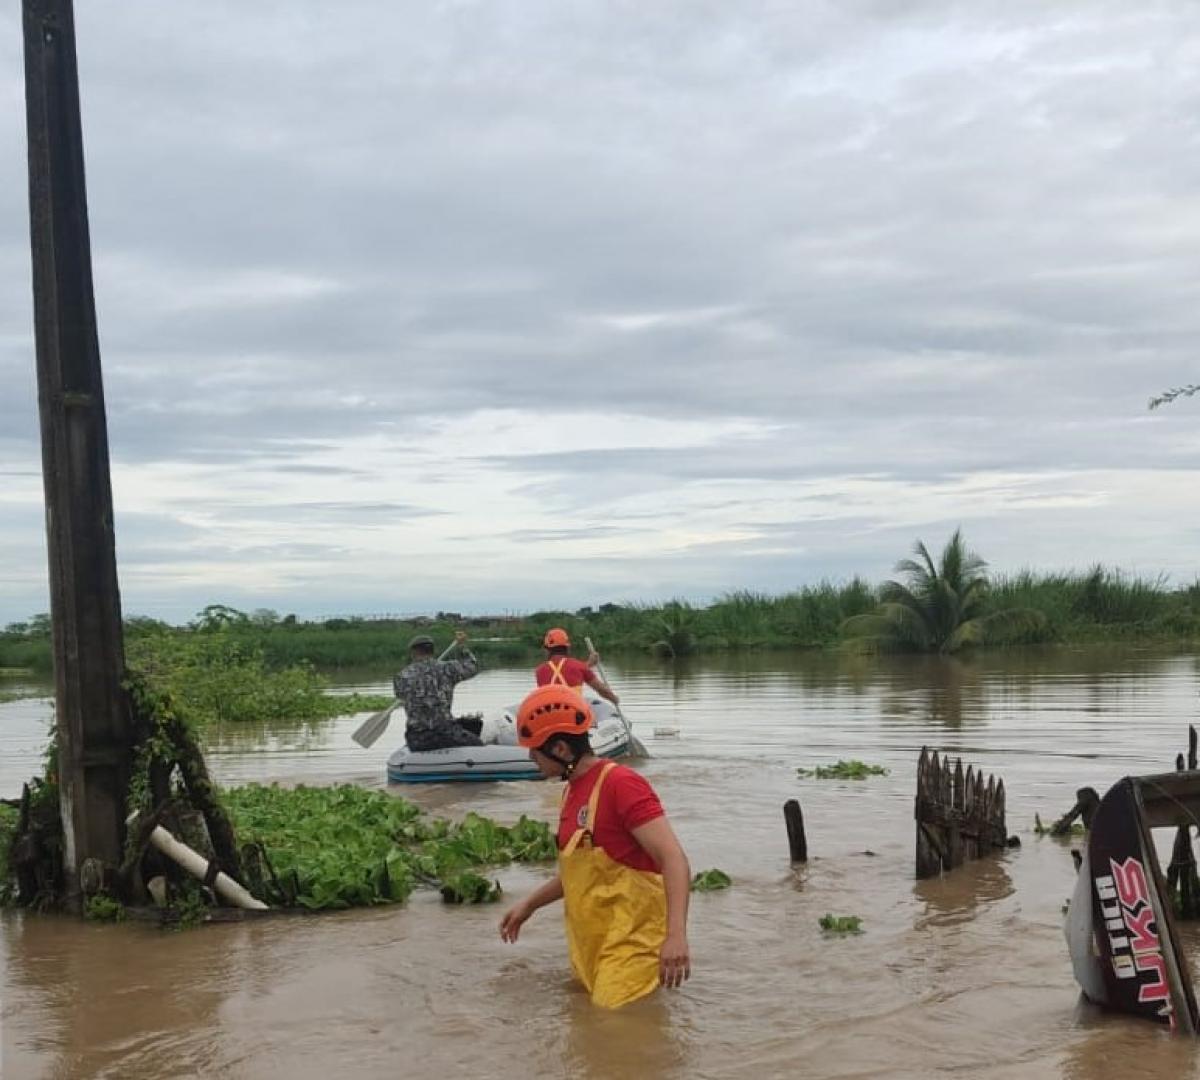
[516, 685, 593, 749]
[542, 627, 570, 649]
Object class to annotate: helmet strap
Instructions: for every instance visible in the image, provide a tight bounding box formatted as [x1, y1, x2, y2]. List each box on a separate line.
[541, 740, 579, 780]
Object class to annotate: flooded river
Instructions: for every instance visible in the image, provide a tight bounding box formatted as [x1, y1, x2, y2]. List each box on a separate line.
[3, 646, 1200, 1079]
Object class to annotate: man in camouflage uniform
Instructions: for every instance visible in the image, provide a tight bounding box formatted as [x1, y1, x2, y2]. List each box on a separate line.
[394, 630, 482, 751]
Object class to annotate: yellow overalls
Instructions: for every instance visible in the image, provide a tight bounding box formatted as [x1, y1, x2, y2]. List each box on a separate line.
[559, 761, 668, 1009]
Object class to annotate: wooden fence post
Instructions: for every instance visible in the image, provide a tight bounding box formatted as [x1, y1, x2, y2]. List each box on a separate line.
[783, 799, 807, 863]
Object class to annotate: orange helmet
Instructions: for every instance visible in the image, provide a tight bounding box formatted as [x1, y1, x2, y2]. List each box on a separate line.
[542, 627, 570, 649]
[516, 685, 593, 748]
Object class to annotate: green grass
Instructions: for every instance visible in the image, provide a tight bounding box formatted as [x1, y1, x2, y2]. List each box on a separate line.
[990, 567, 1200, 642]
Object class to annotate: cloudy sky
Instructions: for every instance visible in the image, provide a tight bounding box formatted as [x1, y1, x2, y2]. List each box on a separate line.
[2, 1, 1199, 624]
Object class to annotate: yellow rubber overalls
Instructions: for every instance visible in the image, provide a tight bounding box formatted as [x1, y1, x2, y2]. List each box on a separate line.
[559, 761, 668, 1009]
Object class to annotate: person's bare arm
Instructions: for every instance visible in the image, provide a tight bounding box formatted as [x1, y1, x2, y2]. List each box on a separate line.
[583, 669, 619, 705]
[499, 874, 564, 942]
[631, 816, 691, 987]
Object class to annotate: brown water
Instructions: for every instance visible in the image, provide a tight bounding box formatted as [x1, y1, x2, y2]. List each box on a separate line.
[3, 646, 1200, 1079]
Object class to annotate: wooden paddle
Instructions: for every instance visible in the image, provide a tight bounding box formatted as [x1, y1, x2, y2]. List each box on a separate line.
[351, 641, 458, 749]
[584, 636, 650, 758]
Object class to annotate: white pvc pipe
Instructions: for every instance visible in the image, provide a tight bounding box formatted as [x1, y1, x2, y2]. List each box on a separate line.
[145, 823, 269, 911]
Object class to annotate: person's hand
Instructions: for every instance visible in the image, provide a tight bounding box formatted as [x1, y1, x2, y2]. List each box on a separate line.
[586, 648, 600, 667]
[500, 899, 533, 943]
[659, 932, 691, 988]
[454, 630, 468, 645]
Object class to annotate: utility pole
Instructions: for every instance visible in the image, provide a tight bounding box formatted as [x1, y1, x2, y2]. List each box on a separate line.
[22, 0, 132, 906]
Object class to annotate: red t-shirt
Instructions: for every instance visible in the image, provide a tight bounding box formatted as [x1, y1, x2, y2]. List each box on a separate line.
[536, 657, 593, 689]
[558, 763, 664, 873]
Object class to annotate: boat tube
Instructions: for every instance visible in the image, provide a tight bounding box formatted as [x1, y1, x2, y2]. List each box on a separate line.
[387, 697, 631, 783]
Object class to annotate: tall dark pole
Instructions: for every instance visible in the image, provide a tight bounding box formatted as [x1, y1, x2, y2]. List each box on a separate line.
[22, 0, 131, 905]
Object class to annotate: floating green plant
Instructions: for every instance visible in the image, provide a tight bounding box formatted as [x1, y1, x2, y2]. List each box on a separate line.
[1033, 813, 1085, 837]
[223, 783, 554, 911]
[690, 868, 732, 892]
[819, 913, 863, 934]
[797, 760, 888, 780]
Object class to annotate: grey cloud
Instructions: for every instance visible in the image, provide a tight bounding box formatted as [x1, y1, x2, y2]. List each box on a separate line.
[2, 2, 1199, 619]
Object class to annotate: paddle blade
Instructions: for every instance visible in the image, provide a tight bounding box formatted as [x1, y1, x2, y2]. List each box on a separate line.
[352, 701, 399, 748]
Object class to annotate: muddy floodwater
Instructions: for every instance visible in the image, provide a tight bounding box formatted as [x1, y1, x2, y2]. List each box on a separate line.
[3, 646, 1200, 1079]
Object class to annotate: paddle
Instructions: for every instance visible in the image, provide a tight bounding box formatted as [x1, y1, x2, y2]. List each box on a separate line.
[351, 641, 459, 749]
[584, 636, 650, 758]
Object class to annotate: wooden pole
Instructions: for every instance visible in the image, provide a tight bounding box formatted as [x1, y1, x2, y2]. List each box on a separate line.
[783, 799, 807, 863]
[22, 0, 132, 906]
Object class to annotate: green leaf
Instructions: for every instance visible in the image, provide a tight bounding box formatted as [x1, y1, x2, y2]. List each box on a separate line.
[690, 868, 732, 892]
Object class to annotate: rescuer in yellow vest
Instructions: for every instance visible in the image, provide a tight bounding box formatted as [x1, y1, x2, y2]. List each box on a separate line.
[499, 685, 691, 1008]
[534, 627, 619, 705]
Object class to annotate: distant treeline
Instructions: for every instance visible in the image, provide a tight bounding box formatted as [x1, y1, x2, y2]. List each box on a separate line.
[3, 567, 1199, 674]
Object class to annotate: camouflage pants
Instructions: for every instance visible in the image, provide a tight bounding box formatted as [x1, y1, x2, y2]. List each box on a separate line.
[406, 721, 484, 752]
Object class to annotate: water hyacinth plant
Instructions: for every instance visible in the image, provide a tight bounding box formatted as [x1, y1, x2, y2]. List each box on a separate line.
[797, 760, 888, 780]
[1033, 813, 1085, 838]
[819, 914, 863, 934]
[690, 868, 733, 892]
[223, 783, 555, 911]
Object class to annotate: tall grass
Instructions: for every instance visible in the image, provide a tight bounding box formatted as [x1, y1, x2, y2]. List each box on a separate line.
[989, 567, 1200, 642]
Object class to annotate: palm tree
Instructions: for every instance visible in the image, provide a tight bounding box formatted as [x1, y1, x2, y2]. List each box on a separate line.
[650, 600, 697, 658]
[841, 529, 1045, 654]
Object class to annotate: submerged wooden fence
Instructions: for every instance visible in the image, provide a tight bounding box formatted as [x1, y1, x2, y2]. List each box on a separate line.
[915, 749, 1008, 878]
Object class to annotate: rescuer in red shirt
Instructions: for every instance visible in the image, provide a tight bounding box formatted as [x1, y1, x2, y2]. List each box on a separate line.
[499, 685, 691, 1007]
[534, 627, 620, 706]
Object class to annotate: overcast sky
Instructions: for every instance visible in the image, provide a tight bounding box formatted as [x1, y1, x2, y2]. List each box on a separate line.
[2, 1, 1199, 624]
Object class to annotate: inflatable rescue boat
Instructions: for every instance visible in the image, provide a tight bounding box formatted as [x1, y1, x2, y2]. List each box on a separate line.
[386, 697, 631, 783]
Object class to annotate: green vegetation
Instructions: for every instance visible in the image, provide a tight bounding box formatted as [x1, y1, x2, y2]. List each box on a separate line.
[842, 529, 1047, 654]
[84, 893, 126, 922]
[223, 783, 554, 910]
[690, 868, 733, 892]
[0, 802, 18, 904]
[1033, 813, 1085, 838]
[440, 872, 502, 904]
[819, 913, 863, 934]
[124, 626, 390, 728]
[797, 760, 889, 780]
[5, 551, 1200, 683]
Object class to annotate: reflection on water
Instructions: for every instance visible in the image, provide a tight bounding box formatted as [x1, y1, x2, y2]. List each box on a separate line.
[3, 646, 1200, 1078]
[913, 851, 1015, 927]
